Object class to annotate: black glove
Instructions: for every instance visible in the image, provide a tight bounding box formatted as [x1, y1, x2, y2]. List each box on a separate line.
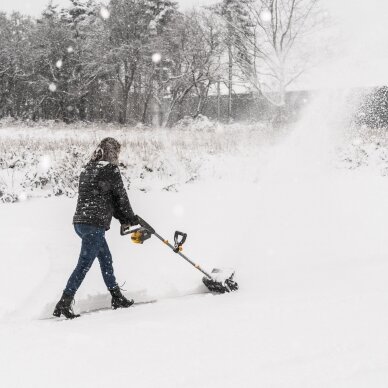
[120, 215, 140, 235]
[129, 214, 140, 226]
[120, 224, 131, 236]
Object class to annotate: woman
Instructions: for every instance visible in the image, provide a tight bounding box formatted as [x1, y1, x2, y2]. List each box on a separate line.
[53, 137, 138, 319]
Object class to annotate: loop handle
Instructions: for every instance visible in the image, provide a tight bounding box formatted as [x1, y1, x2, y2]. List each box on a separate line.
[174, 231, 187, 253]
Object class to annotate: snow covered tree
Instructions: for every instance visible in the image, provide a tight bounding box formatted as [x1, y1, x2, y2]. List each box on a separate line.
[159, 9, 224, 126]
[31, 3, 75, 120]
[105, 0, 178, 124]
[25, 0, 112, 122]
[210, 0, 327, 125]
[235, 0, 324, 107]
[0, 0, 326, 125]
[211, 0, 255, 122]
[58, 0, 109, 121]
[0, 12, 35, 118]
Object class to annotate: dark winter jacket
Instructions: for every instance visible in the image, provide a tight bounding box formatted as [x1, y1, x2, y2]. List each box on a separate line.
[73, 161, 136, 230]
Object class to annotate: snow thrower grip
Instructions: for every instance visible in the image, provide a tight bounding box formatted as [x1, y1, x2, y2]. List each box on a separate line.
[173, 231, 187, 253]
[120, 218, 153, 244]
[120, 224, 139, 236]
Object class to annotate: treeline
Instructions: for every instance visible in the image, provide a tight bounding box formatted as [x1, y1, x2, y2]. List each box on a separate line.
[0, 0, 324, 126]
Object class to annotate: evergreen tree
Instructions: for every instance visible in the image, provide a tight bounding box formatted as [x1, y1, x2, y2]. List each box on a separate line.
[159, 9, 224, 126]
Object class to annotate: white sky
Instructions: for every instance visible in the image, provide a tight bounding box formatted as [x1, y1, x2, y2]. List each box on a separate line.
[305, 0, 388, 88]
[0, 0, 217, 16]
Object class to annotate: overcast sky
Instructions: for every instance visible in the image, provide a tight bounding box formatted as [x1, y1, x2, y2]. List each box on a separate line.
[0, 0, 216, 16]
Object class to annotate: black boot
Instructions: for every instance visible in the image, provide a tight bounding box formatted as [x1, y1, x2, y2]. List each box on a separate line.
[53, 292, 80, 319]
[110, 287, 134, 310]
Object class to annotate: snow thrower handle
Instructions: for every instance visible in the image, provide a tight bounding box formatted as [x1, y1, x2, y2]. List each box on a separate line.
[173, 231, 187, 253]
[121, 217, 156, 236]
[120, 224, 141, 236]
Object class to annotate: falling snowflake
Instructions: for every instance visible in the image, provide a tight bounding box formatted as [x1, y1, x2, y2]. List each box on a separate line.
[149, 20, 157, 36]
[56, 59, 63, 69]
[18, 192, 27, 202]
[67, 106, 74, 112]
[39, 155, 51, 172]
[260, 9, 272, 23]
[67, 46, 74, 53]
[152, 53, 162, 64]
[48, 83, 57, 92]
[172, 204, 185, 217]
[100, 7, 110, 20]
[215, 124, 224, 134]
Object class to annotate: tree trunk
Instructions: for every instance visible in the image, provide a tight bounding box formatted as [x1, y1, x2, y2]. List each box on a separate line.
[228, 43, 233, 123]
[217, 80, 221, 121]
[118, 62, 136, 124]
[141, 92, 152, 124]
[194, 82, 211, 119]
[164, 85, 194, 127]
[119, 90, 128, 124]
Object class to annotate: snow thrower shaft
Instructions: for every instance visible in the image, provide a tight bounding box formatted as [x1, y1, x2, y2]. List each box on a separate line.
[121, 218, 213, 280]
[153, 231, 214, 280]
[121, 217, 239, 293]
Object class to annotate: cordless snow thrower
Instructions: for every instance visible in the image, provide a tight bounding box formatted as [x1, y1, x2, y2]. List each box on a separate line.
[121, 217, 238, 294]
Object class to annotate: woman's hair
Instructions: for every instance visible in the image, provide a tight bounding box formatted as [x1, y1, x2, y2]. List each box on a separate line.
[90, 137, 121, 165]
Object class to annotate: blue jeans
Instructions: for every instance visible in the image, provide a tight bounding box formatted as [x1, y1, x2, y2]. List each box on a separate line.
[64, 224, 118, 296]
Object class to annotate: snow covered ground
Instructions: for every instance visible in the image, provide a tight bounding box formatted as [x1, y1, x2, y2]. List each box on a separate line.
[1, 110, 388, 387]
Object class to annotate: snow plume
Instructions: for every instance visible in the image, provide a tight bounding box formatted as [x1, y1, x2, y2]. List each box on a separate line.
[262, 90, 355, 184]
[263, 0, 388, 180]
[267, 0, 388, 180]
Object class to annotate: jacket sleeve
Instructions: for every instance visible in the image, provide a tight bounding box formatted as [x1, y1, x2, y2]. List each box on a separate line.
[110, 166, 137, 225]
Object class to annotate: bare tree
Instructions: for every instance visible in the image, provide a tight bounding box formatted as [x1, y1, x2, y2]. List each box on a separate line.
[222, 0, 325, 107]
[211, 0, 255, 122]
[0, 0, 327, 125]
[0, 12, 36, 118]
[158, 10, 223, 127]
